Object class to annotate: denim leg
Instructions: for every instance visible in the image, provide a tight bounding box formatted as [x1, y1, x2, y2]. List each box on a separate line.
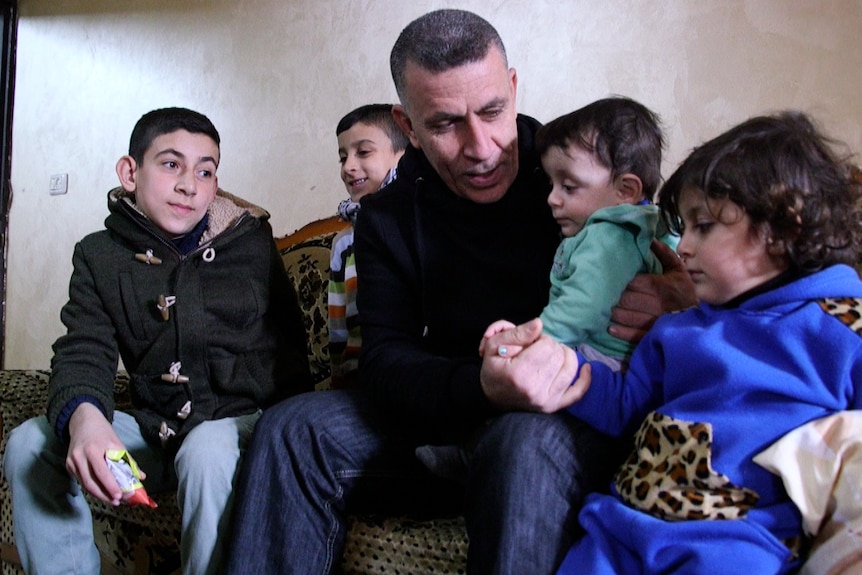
[3, 416, 99, 574]
[464, 412, 626, 575]
[174, 411, 260, 575]
[226, 390, 456, 575]
[3, 412, 161, 575]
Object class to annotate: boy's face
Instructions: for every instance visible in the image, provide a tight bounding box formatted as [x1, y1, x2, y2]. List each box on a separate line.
[116, 129, 219, 237]
[676, 187, 786, 305]
[338, 123, 403, 202]
[542, 144, 626, 237]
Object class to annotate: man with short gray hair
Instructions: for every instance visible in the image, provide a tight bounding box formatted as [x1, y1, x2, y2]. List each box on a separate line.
[228, 9, 694, 574]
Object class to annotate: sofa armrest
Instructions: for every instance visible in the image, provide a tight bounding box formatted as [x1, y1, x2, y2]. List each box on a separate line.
[0, 370, 53, 558]
[277, 216, 349, 390]
[0, 370, 51, 434]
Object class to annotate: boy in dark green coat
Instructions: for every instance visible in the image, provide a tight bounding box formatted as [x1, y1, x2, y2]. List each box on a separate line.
[4, 107, 311, 575]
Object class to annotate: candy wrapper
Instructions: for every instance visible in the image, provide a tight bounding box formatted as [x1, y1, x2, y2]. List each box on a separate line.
[105, 449, 158, 508]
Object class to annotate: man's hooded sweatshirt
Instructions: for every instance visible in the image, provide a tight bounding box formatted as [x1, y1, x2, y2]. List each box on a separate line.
[355, 115, 560, 444]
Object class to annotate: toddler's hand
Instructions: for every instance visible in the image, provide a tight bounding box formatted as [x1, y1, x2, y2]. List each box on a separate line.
[479, 319, 518, 357]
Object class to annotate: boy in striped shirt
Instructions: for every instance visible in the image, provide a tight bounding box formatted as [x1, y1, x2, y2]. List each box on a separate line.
[329, 104, 407, 388]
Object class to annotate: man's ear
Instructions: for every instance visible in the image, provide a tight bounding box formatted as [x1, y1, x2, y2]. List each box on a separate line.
[116, 155, 138, 193]
[615, 173, 644, 203]
[392, 104, 420, 149]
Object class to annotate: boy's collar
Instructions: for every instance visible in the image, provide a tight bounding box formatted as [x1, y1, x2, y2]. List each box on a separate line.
[171, 213, 209, 255]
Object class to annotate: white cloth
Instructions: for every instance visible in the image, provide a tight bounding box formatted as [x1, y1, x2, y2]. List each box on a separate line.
[754, 411, 862, 575]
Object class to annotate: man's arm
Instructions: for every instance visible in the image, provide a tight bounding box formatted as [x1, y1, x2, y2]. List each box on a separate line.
[354, 200, 495, 444]
[609, 240, 696, 342]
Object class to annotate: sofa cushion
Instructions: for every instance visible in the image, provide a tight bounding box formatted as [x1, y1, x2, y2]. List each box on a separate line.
[277, 216, 349, 389]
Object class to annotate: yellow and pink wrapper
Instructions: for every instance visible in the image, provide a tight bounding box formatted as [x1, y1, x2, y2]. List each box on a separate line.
[104, 449, 157, 508]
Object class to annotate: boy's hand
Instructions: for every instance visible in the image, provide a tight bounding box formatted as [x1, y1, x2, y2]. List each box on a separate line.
[610, 240, 696, 342]
[66, 403, 134, 506]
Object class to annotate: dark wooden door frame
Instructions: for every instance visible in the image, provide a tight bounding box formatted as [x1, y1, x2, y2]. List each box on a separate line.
[0, 0, 15, 368]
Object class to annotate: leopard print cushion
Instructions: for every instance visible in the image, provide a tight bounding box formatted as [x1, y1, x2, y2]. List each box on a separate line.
[614, 411, 760, 521]
[818, 297, 862, 336]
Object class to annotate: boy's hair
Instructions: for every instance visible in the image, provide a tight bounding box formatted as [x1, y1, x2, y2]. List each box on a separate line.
[390, 9, 506, 106]
[659, 111, 862, 271]
[536, 97, 665, 198]
[336, 104, 409, 152]
[128, 107, 220, 165]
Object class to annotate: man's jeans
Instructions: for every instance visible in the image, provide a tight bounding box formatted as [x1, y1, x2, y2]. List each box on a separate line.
[227, 389, 623, 575]
[4, 410, 260, 575]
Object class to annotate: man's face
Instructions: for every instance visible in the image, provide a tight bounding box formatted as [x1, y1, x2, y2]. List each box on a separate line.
[392, 46, 519, 204]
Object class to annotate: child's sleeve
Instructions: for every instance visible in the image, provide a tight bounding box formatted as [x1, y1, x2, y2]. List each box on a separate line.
[328, 229, 354, 387]
[566, 331, 665, 437]
[540, 222, 647, 349]
[47, 242, 121, 435]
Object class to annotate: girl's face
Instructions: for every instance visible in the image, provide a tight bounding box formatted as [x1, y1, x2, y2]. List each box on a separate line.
[676, 187, 788, 305]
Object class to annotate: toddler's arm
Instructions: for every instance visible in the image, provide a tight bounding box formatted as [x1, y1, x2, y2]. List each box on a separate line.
[66, 403, 138, 506]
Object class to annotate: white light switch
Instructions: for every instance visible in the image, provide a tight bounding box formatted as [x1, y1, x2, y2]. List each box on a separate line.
[49, 173, 68, 195]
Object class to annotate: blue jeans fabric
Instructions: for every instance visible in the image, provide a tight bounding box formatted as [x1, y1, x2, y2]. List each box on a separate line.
[226, 389, 624, 575]
[4, 410, 260, 575]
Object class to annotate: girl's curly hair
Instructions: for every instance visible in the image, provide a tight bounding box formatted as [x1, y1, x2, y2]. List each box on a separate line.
[659, 111, 862, 272]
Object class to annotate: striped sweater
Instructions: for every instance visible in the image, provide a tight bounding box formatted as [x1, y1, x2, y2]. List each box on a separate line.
[328, 168, 397, 388]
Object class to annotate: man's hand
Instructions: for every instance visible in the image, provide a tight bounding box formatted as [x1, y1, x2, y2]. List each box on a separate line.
[610, 240, 696, 343]
[479, 318, 591, 413]
[66, 403, 131, 506]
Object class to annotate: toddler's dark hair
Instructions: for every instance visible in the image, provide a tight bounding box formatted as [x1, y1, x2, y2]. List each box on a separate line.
[336, 104, 409, 153]
[659, 111, 862, 271]
[129, 107, 219, 165]
[536, 97, 665, 198]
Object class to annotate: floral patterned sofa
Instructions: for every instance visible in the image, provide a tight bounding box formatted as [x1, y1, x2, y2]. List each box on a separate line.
[0, 216, 468, 575]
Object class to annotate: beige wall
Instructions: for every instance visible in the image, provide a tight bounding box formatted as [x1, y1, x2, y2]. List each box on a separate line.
[8, 0, 862, 368]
